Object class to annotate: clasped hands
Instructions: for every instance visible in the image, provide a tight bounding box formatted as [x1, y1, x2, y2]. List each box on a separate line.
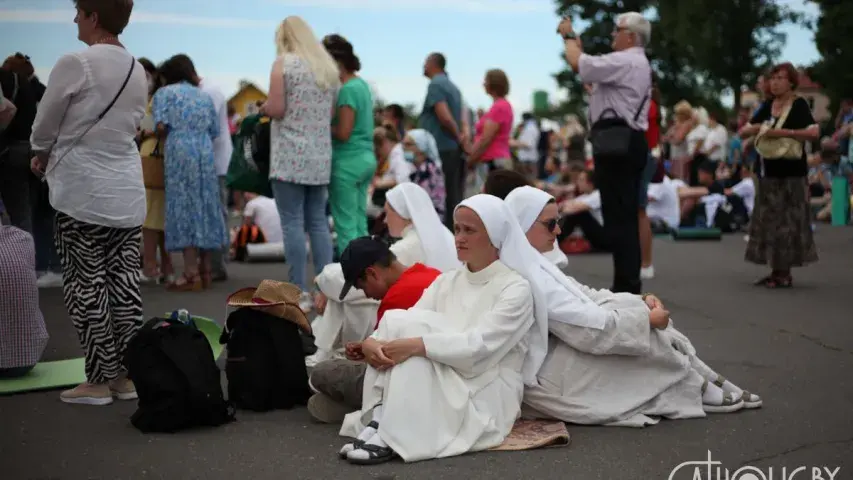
[643, 294, 670, 330]
[345, 337, 426, 371]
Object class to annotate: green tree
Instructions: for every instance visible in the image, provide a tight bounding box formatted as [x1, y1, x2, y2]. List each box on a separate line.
[657, 0, 803, 110]
[808, 0, 853, 112]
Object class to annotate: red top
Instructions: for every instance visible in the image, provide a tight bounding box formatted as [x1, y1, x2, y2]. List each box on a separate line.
[376, 263, 441, 329]
[645, 98, 660, 150]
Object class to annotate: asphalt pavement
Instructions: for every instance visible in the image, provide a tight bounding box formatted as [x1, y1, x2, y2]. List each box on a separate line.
[2, 227, 852, 480]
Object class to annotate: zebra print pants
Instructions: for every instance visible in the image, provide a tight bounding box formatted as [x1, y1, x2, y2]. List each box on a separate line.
[55, 212, 144, 384]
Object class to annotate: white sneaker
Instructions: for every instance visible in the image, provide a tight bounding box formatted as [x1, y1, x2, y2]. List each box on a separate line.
[36, 272, 63, 288]
[640, 266, 655, 280]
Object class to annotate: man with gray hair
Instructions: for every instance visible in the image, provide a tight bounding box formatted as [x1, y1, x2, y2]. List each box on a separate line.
[557, 13, 652, 294]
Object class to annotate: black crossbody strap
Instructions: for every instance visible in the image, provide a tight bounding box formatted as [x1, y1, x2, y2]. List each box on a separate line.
[43, 56, 136, 178]
[633, 94, 649, 122]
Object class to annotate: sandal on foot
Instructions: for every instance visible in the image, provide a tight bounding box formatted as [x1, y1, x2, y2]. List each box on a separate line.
[167, 273, 203, 292]
[738, 391, 763, 409]
[338, 421, 378, 459]
[346, 443, 397, 465]
[753, 275, 773, 286]
[702, 380, 744, 413]
[764, 275, 792, 289]
[711, 375, 763, 409]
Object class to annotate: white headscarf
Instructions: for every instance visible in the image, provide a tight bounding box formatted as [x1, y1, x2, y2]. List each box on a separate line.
[456, 194, 548, 387]
[386, 183, 461, 272]
[406, 129, 441, 168]
[504, 186, 604, 329]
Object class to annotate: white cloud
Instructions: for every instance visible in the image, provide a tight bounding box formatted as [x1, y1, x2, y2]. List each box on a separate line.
[265, 0, 551, 13]
[0, 9, 276, 28]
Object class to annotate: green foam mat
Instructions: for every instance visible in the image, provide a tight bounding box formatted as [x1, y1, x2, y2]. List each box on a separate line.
[0, 358, 86, 395]
[0, 316, 223, 395]
[671, 227, 722, 240]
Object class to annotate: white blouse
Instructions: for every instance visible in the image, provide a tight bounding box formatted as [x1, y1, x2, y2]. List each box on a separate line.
[30, 45, 148, 228]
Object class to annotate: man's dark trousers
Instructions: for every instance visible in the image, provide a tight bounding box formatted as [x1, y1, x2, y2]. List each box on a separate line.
[440, 148, 465, 229]
[593, 130, 648, 294]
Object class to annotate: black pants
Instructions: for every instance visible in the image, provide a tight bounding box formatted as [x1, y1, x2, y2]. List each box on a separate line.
[560, 211, 610, 251]
[593, 129, 648, 294]
[440, 148, 465, 229]
[0, 142, 34, 233]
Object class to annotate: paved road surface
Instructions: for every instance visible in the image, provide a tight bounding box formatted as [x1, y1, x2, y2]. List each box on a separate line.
[3, 229, 852, 480]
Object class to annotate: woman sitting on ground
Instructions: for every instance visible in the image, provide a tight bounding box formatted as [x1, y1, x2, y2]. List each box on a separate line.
[309, 183, 460, 364]
[338, 194, 549, 464]
[505, 186, 762, 426]
[402, 129, 447, 221]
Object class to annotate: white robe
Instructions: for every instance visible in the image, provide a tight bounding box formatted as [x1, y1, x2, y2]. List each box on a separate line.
[309, 227, 424, 364]
[522, 269, 708, 427]
[340, 261, 534, 462]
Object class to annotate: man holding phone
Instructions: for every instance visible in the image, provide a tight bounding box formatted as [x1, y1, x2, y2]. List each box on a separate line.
[557, 13, 652, 294]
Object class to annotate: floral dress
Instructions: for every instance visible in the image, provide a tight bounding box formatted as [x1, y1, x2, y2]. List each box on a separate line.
[152, 82, 227, 252]
[409, 159, 447, 222]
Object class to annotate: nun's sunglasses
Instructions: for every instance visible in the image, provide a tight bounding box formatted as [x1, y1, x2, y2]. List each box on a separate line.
[538, 217, 561, 233]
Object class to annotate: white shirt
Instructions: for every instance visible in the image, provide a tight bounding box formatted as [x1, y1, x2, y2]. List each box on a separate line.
[243, 196, 282, 244]
[702, 124, 728, 162]
[686, 124, 709, 157]
[517, 120, 541, 163]
[575, 190, 603, 225]
[199, 79, 234, 176]
[730, 177, 756, 215]
[646, 177, 681, 229]
[30, 45, 148, 228]
[382, 143, 414, 185]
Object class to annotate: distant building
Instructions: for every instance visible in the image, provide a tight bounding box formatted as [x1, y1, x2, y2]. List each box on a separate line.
[228, 81, 268, 119]
[740, 69, 830, 122]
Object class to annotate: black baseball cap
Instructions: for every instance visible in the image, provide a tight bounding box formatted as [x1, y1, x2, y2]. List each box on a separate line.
[338, 236, 393, 301]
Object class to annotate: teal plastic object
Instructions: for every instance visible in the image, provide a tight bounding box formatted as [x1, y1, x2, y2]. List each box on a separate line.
[671, 227, 723, 240]
[830, 176, 850, 226]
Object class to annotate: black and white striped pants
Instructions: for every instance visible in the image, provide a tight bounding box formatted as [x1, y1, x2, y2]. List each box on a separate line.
[55, 212, 144, 384]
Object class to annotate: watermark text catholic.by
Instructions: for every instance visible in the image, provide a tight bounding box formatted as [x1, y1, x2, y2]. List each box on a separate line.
[668, 451, 842, 480]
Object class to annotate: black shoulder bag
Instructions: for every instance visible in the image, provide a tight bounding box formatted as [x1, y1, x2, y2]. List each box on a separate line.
[588, 94, 649, 158]
[42, 57, 136, 179]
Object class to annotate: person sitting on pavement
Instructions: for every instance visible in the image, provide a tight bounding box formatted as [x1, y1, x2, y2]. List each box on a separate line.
[504, 186, 762, 426]
[308, 182, 460, 366]
[230, 192, 282, 262]
[307, 236, 442, 423]
[481, 168, 568, 270]
[0, 225, 49, 378]
[337, 194, 549, 465]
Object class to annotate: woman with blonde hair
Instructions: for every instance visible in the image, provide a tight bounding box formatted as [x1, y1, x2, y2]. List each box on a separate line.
[261, 15, 340, 310]
[664, 101, 697, 182]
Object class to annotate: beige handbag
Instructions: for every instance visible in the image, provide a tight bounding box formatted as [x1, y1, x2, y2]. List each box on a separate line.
[754, 99, 803, 160]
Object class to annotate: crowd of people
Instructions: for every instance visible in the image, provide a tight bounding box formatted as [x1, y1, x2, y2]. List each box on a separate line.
[0, 0, 847, 467]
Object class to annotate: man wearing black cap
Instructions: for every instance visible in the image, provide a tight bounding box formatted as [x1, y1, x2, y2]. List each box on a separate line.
[308, 236, 441, 423]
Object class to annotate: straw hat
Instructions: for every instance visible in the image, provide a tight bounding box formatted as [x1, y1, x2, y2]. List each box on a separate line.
[226, 280, 311, 333]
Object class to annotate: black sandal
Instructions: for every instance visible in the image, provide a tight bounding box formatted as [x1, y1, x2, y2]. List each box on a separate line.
[346, 442, 397, 465]
[338, 421, 378, 459]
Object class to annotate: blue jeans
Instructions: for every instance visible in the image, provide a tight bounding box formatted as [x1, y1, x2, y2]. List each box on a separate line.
[271, 180, 334, 291]
[31, 179, 61, 273]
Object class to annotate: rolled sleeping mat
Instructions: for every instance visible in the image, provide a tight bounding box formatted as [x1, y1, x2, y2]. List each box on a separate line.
[830, 176, 850, 226]
[671, 227, 722, 240]
[246, 242, 286, 262]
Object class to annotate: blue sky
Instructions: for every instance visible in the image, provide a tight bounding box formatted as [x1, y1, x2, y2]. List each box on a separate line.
[0, 0, 820, 116]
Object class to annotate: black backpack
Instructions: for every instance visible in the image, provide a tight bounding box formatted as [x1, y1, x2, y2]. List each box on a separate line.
[221, 308, 312, 412]
[125, 317, 235, 433]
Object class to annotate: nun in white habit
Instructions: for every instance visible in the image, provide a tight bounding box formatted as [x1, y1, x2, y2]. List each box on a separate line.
[504, 186, 763, 427]
[310, 183, 460, 364]
[338, 194, 550, 465]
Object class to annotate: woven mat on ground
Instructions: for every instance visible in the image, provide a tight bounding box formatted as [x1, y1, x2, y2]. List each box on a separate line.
[489, 419, 571, 451]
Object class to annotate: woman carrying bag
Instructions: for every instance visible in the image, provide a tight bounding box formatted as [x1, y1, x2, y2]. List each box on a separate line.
[138, 58, 172, 283]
